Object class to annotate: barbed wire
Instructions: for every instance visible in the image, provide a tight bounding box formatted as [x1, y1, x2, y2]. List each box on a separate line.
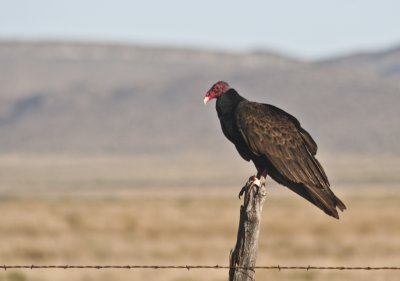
[1, 265, 399, 271]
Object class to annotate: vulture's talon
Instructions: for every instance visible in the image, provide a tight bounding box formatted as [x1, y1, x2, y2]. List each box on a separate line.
[238, 186, 246, 199]
[238, 175, 260, 199]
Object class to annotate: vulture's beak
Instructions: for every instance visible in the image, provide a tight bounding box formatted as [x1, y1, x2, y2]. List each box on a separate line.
[203, 96, 210, 105]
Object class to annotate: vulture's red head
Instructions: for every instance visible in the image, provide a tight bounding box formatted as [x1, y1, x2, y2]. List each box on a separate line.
[204, 81, 230, 104]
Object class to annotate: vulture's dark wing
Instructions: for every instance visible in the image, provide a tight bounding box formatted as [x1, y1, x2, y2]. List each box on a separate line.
[235, 101, 345, 218]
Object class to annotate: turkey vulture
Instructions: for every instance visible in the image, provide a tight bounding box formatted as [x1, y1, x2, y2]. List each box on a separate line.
[204, 81, 346, 219]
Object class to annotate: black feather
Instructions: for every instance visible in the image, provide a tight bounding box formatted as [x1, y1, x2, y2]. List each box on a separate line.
[215, 88, 346, 219]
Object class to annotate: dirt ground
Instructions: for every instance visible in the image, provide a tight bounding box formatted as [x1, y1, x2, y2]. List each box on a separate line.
[0, 155, 399, 281]
[0, 186, 399, 281]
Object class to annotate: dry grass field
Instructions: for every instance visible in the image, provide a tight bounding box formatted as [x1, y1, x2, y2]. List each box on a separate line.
[0, 155, 399, 281]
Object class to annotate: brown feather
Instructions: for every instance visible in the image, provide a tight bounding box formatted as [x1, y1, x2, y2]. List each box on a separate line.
[234, 100, 346, 218]
[214, 88, 346, 218]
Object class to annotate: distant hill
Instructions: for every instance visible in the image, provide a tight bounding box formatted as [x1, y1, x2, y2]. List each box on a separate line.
[318, 44, 400, 77]
[0, 41, 399, 155]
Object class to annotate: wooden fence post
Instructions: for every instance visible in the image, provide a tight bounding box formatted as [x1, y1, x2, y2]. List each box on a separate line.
[229, 179, 267, 281]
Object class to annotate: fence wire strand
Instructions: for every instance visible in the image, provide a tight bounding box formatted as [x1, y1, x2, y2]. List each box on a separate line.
[1, 265, 399, 271]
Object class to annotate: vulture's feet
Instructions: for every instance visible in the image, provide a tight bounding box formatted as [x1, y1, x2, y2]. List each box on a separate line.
[238, 175, 261, 199]
[259, 176, 266, 188]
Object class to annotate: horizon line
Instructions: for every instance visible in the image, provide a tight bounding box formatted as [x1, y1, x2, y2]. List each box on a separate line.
[0, 36, 399, 62]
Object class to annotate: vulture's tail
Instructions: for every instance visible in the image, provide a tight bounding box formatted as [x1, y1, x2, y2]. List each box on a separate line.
[286, 182, 346, 219]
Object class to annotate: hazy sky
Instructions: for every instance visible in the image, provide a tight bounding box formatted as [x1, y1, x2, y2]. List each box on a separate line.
[1, 0, 400, 59]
